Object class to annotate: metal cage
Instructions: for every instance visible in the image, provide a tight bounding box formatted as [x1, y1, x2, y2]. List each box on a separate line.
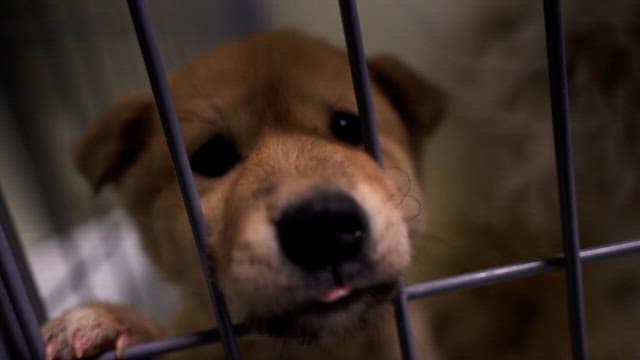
[1, 0, 640, 359]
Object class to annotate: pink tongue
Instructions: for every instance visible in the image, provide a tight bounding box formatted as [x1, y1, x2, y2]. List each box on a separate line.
[319, 286, 351, 303]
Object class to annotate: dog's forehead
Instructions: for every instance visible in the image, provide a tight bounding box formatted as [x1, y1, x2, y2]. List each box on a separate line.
[168, 32, 364, 131]
[163, 31, 408, 153]
[170, 31, 354, 100]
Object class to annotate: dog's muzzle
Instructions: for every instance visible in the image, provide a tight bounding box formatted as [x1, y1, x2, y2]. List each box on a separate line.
[276, 191, 368, 273]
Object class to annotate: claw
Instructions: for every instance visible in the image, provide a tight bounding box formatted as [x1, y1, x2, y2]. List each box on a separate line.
[45, 341, 58, 360]
[72, 331, 92, 359]
[115, 331, 134, 359]
[72, 338, 83, 358]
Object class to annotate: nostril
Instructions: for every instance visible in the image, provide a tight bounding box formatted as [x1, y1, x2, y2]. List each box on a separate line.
[276, 191, 368, 272]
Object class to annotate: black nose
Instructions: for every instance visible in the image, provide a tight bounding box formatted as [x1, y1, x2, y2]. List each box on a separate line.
[276, 191, 368, 272]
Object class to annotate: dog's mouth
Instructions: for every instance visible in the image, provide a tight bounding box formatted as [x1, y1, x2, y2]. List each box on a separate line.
[296, 280, 397, 316]
[225, 188, 410, 340]
[257, 280, 399, 339]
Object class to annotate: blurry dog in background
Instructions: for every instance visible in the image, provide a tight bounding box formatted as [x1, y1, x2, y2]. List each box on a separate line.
[42, 31, 445, 359]
[417, 0, 640, 358]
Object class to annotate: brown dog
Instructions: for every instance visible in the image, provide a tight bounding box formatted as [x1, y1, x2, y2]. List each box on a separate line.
[42, 30, 445, 359]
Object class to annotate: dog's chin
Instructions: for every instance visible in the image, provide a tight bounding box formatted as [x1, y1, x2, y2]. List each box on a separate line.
[253, 281, 398, 342]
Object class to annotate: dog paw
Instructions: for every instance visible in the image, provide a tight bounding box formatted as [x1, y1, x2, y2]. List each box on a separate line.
[42, 304, 159, 360]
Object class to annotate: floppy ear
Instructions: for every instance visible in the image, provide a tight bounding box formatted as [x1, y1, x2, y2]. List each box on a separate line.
[74, 94, 153, 191]
[368, 55, 447, 136]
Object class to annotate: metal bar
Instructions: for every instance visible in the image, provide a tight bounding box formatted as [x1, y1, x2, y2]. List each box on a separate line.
[1, 276, 31, 359]
[338, 0, 384, 165]
[392, 288, 417, 360]
[0, 221, 45, 359]
[338, 2, 416, 359]
[89, 237, 640, 358]
[0, 325, 14, 360]
[543, 1, 588, 358]
[126, 1, 241, 359]
[97, 325, 250, 360]
[0, 188, 47, 323]
[405, 238, 640, 300]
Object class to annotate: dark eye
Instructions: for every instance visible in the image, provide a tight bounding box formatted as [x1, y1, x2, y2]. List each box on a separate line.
[190, 136, 240, 178]
[330, 111, 363, 146]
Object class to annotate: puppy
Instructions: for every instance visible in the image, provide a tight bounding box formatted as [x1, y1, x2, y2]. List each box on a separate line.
[42, 30, 445, 359]
[416, 0, 640, 358]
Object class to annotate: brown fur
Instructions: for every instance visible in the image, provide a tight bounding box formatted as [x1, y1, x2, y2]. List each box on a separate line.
[42, 30, 445, 359]
[416, 1, 640, 358]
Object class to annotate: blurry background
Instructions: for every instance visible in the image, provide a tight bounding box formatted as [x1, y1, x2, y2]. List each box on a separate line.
[0, 0, 434, 322]
[3, 2, 639, 358]
[0, 0, 434, 246]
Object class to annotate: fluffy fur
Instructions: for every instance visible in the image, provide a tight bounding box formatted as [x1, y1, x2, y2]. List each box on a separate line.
[42, 31, 444, 359]
[415, 1, 640, 358]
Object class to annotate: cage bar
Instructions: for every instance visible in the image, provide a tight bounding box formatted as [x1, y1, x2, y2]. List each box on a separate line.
[97, 325, 250, 360]
[126, 0, 241, 358]
[0, 331, 13, 360]
[94, 237, 640, 358]
[1, 1, 639, 359]
[392, 289, 417, 360]
[542, 0, 589, 358]
[338, 0, 384, 166]
[1, 274, 32, 359]
[0, 190, 46, 324]
[338, 1, 416, 359]
[0, 203, 45, 359]
[405, 238, 640, 299]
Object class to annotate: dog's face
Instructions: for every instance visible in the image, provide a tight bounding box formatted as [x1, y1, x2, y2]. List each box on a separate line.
[75, 31, 445, 340]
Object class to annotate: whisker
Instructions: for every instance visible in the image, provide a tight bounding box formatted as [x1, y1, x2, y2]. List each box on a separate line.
[401, 194, 423, 222]
[384, 166, 412, 201]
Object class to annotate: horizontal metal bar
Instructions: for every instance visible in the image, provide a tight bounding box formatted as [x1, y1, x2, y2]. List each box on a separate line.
[97, 325, 250, 360]
[90, 238, 640, 358]
[405, 238, 640, 300]
[126, 1, 241, 358]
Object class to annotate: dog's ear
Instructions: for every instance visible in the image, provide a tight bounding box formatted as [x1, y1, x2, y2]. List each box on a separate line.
[368, 55, 447, 135]
[74, 94, 153, 191]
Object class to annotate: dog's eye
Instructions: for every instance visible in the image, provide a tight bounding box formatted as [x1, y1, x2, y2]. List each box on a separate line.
[331, 111, 363, 146]
[190, 136, 240, 178]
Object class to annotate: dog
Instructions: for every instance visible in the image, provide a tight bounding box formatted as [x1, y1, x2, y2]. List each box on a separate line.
[41, 30, 446, 359]
[413, 0, 640, 358]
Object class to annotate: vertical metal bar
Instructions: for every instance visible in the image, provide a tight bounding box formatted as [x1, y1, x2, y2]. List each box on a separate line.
[0, 219, 45, 359]
[0, 189, 47, 323]
[392, 288, 417, 360]
[338, 0, 384, 166]
[126, 1, 241, 359]
[338, 1, 415, 359]
[0, 326, 14, 360]
[1, 276, 31, 359]
[542, 1, 589, 359]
